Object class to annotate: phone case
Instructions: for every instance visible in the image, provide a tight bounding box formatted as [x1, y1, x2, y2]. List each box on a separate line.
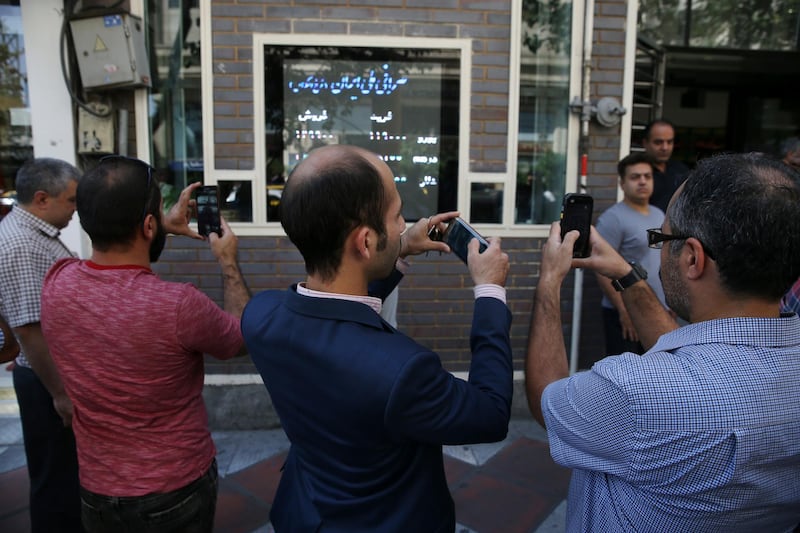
[560, 193, 593, 258]
[444, 218, 489, 264]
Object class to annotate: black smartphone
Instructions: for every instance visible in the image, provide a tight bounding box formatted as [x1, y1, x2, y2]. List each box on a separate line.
[196, 185, 222, 237]
[443, 217, 489, 264]
[560, 193, 593, 258]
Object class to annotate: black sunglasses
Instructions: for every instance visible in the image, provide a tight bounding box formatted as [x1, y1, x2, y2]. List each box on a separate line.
[646, 228, 715, 260]
[99, 155, 153, 222]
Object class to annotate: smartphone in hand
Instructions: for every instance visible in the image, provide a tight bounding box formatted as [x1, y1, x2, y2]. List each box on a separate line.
[560, 193, 593, 258]
[196, 185, 222, 237]
[443, 217, 489, 264]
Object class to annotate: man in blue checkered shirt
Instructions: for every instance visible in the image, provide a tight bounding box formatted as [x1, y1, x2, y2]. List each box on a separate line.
[526, 153, 800, 531]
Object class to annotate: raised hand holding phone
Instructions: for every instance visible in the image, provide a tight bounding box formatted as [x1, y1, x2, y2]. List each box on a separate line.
[443, 217, 489, 264]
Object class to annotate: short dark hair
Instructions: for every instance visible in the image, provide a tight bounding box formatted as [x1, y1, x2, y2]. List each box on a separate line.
[781, 136, 800, 157]
[617, 152, 655, 179]
[280, 146, 387, 281]
[15, 158, 80, 204]
[642, 118, 676, 140]
[667, 153, 800, 299]
[77, 156, 161, 251]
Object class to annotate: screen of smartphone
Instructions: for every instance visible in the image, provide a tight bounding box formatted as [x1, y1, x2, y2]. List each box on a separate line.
[196, 185, 222, 237]
[444, 217, 489, 264]
[560, 193, 593, 258]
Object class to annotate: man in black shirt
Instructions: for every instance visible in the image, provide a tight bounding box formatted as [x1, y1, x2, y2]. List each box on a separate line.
[642, 119, 689, 212]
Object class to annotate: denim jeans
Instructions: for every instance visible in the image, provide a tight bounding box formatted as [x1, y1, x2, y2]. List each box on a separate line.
[79, 459, 218, 533]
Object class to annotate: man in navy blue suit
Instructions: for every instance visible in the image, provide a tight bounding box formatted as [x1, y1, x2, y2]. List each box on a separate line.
[242, 144, 513, 532]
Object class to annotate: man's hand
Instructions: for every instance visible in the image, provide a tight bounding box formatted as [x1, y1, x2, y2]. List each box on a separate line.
[209, 215, 237, 264]
[577, 226, 679, 349]
[572, 226, 631, 280]
[163, 181, 203, 239]
[541, 222, 581, 286]
[53, 393, 73, 427]
[400, 211, 459, 258]
[468, 237, 509, 286]
[619, 310, 639, 342]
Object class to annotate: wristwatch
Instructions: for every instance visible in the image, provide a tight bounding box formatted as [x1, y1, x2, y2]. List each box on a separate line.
[612, 261, 648, 292]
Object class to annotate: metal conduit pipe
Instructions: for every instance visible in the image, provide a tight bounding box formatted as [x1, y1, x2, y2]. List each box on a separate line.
[569, 0, 595, 375]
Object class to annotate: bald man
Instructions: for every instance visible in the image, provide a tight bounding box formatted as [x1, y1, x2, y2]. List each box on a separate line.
[242, 145, 514, 532]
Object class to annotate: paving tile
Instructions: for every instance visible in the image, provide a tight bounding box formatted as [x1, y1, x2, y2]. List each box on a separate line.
[453, 473, 556, 533]
[444, 453, 474, 488]
[0, 467, 29, 515]
[445, 438, 508, 466]
[0, 417, 22, 445]
[481, 438, 571, 498]
[214, 476, 272, 533]
[0, 467, 30, 532]
[0, 422, 569, 533]
[0, 445, 26, 475]
[0, 509, 29, 533]
[229, 451, 288, 505]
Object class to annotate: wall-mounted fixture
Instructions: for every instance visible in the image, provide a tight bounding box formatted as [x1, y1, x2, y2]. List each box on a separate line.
[69, 11, 151, 90]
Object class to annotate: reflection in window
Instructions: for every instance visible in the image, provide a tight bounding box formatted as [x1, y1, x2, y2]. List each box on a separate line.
[148, 0, 202, 212]
[639, 0, 800, 51]
[0, 2, 32, 215]
[470, 183, 504, 223]
[516, 0, 572, 225]
[218, 180, 253, 223]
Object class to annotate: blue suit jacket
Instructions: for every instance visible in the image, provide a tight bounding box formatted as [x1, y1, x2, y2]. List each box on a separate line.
[242, 286, 513, 532]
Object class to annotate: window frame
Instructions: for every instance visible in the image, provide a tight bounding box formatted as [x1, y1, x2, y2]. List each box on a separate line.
[195, 0, 586, 237]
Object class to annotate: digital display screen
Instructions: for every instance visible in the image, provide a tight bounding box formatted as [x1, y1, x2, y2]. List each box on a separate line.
[264, 46, 461, 221]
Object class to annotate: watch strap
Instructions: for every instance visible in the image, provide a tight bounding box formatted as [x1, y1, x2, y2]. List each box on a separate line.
[612, 262, 647, 292]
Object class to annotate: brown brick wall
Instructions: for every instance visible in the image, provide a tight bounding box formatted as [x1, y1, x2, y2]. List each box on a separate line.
[210, 0, 512, 172]
[153, 233, 587, 374]
[152, 0, 630, 373]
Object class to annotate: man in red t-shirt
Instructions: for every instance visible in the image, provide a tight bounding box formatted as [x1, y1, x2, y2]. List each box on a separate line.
[41, 156, 250, 533]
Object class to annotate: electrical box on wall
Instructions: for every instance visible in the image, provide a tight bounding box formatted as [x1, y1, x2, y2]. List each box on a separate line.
[77, 107, 115, 154]
[70, 12, 151, 90]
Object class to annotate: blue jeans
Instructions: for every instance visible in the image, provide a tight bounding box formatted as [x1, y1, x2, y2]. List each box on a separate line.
[13, 364, 83, 532]
[79, 459, 218, 533]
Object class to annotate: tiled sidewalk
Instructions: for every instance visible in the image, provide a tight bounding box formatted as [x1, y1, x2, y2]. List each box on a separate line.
[0, 414, 569, 533]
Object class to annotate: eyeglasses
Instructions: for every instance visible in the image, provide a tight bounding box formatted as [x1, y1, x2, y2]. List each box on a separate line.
[646, 228, 715, 260]
[99, 155, 153, 222]
[646, 228, 689, 249]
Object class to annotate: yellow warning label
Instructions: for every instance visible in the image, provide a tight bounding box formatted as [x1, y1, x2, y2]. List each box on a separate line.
[94, 35, 107, 52]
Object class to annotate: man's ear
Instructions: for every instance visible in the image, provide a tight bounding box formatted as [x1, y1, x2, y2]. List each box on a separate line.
[683, 237, 707, 281]
[142, 213, 157, 239]
[32, 190, 49, 207]
[347, 225, 373, 260]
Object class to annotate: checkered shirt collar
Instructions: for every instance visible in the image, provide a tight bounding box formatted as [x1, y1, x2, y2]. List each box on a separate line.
[9, 203, 62, 238]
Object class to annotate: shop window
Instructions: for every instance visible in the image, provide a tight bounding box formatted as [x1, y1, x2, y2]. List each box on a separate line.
[0, 1, 32, 219]
[261, 41, 462, 223]
[515, 0, 574, 225]
[147, 0, 202, 212]
[638, 0, 800, 51]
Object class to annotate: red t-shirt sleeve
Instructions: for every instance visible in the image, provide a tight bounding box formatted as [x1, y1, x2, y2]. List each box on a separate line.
[175, 285, 243, 359]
